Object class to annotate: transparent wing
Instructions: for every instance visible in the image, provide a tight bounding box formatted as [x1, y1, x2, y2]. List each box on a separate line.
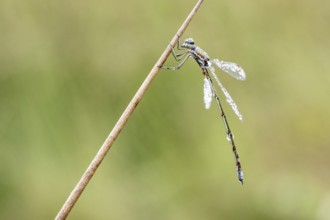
[212, 59, 246, 81]
[207, 66, 243, 120]
[203, 77, 212, 109]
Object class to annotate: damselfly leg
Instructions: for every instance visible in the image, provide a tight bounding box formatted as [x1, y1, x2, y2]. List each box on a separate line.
[162, 54, 192, 70]
[162, 39, 192, 70]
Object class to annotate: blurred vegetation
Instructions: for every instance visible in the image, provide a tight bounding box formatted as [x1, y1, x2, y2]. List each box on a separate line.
[1, 0, 330, 219]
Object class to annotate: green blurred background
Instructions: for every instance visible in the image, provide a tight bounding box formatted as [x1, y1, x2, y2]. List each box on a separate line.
[1, 0, 330, 219]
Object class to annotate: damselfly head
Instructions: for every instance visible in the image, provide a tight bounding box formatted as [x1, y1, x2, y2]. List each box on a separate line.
[182, 38, 195, 49]
[184, 38, 195, 45]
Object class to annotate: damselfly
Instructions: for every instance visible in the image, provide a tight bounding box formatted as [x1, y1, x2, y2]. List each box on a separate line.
[161, 37, 246, 184]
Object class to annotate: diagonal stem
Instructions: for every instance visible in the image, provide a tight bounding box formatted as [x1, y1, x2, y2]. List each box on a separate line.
[55, 0, 204, 219]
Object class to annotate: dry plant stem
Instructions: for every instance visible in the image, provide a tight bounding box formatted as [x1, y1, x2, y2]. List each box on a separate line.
[55, 0, 204, 219]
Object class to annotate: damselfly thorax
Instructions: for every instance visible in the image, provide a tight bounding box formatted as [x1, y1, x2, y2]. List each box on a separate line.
[182, 39, 210, 68]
